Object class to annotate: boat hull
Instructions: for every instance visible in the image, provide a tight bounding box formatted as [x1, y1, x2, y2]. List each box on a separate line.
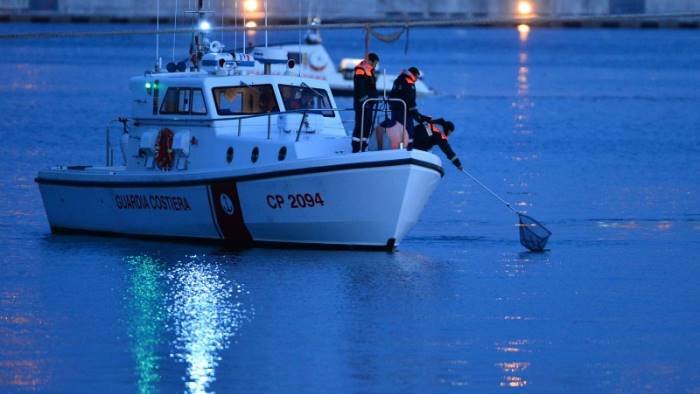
[37, 155, 442, 250]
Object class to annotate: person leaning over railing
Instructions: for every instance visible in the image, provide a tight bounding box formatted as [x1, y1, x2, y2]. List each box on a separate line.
[412, 118, 463, 170]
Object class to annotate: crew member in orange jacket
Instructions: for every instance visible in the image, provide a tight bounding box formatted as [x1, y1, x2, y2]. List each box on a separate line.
[412, 118, 463, 170]
[389, 66, 430, 140]
[352, 52, 380, 153]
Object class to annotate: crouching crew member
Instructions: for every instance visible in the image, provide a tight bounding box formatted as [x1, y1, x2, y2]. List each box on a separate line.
[389, 66, 431, 142]
[352, 52, 380, 153]
[413, 118, 463, 170]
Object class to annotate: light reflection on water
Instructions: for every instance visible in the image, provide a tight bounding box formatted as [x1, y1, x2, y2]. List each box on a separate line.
[0, 289, 48, 391]
[126, 255, 253, 394]
[126, 256, 165, 394]
[0, 25, 698, 392]
[167, 256, 252, 393]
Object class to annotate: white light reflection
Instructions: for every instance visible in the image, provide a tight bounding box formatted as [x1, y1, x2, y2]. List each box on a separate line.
[167, 258, 252, 393]
[507, 18, 541, 231]
[496, 341, 531, 388]
[517, 24, 530, 42]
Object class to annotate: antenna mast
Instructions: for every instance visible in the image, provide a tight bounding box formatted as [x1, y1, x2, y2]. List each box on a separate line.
[155, 0, 161, 71]
[184, 0, 214, 70]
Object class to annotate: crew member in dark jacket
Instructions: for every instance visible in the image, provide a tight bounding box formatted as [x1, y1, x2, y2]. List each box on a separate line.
[389, 66, 430, 140]
[412, 118, 463, 170]
[352, 52, 380, 153]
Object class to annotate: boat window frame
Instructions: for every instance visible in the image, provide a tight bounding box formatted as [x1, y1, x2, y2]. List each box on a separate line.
[159, 87, 208, 116]
[212, 84, 280, 116]
[278, 84, 335, 118]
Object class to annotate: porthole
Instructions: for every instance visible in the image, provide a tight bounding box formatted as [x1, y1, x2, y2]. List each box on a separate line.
[251, 146, 259, 163]
[278, 146, 287, 161]
[226, 147, 234, 163]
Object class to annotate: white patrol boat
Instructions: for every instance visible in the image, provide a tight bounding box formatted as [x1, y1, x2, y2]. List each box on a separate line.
[35, 10, 444, 251]
[249, 20, 435, 97]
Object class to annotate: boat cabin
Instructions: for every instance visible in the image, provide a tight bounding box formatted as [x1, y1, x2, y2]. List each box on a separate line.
[125, 71, 350, 172]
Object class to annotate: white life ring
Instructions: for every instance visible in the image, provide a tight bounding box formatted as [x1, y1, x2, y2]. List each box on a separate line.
[308, 51, 327, 71]
[209, 40, 223, 53]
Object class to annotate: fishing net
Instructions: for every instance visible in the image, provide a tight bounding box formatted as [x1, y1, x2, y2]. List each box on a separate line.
[518, 213, 551, 252]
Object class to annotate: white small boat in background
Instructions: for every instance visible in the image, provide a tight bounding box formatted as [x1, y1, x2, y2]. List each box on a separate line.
[35, 3, 444, 250]
[249, 20, 435, 97]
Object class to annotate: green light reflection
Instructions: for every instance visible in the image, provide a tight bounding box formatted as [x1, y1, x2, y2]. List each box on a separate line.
[126, 255, 166, 394]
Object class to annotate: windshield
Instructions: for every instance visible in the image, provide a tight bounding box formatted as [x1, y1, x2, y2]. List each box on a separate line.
[279, 84, 335, 117]
[160, 88, 207, 115]
[212, 84, 279, 115]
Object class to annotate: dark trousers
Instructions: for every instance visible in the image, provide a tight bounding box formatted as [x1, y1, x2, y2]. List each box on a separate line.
[352, 102, 375, 153]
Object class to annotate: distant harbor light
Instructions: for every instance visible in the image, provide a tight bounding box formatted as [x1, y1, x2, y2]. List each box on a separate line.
[517, 1, 534, 16]
[244, 0, 258, 12]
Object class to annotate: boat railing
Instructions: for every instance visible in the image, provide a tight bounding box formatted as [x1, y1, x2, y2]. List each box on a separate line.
[105, 104, 406, 166]
[215, 107, 355, 142]
[361, 98, 407, 151]
[105, 117, 129, 167]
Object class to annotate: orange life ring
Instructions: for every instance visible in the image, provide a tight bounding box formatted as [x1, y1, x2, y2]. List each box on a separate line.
[155, 128, 174, 170]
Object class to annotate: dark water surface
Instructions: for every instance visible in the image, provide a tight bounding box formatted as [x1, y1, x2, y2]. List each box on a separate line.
[1, 25, 699, 392]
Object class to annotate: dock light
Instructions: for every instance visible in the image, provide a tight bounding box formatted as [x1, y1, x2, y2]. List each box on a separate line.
[244, 0, 258, 12]
[199, 20, 211, 31]
[245, 21, 257, 28]
[517, 1, 533, 15]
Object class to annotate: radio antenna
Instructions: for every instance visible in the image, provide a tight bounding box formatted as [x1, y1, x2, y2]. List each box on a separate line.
[155, 0, 161, 71]
[298, 0, 302, 76]
[242, 1, 246, 54]
[172, 0, 178, 62]
[234, 0, 238, 53]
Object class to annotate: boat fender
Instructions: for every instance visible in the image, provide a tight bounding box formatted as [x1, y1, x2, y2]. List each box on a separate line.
[155, 128, 174, 170]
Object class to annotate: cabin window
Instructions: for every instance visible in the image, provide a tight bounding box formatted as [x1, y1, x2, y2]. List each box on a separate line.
[212, 84, 279, 116]
[251, 147, 259, 163]
[278, 84, 335, 117]
[160, 88, 208, 115]
[278, 146, 287, 161]
[191, 90, 207, 114]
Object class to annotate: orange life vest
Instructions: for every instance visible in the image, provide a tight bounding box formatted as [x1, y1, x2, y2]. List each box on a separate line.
[428, 123, 448, 141]
[354, 60, 375, 78]
[404, 71, 417, 85]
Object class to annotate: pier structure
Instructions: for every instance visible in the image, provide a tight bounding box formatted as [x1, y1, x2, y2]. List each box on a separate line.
[1, 0, 699, 27]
